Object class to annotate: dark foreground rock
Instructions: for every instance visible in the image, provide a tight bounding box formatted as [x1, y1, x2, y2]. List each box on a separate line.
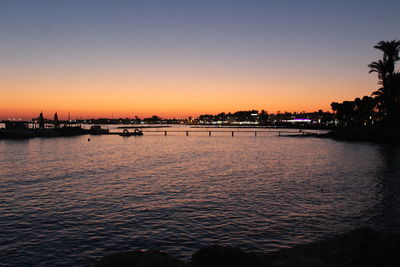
[265, 228, 400, 267]
[95, 250, 185, 267]
[190, 246, 269, 267]
[94, 228, 400, 267]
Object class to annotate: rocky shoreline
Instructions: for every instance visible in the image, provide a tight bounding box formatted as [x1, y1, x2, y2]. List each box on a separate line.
[94, 228, 400, 267]
[323, 127, 400, 145]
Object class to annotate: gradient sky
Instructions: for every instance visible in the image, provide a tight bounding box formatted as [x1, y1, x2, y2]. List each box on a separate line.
[1, 0, 400, 119]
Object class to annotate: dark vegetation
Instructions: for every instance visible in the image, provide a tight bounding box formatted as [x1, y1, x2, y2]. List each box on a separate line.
[331, 40, 400, 127]
[94, 228, 400, 267]
[327, 40, 400, 144]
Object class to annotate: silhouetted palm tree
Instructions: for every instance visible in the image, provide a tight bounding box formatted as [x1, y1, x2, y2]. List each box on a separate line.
[369, 40, 400, 124]
[368, 60, 389, 84]
[371, 87, 385, 111]
[392, 73, 400, 117]
[374, 40, 400, 73]
[332, 40, 400, 126]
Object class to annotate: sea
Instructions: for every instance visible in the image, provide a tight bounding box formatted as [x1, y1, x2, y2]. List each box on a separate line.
[1, 125, 400, 266]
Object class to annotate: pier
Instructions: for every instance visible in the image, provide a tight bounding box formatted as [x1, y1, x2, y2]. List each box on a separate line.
[109, 129, 320, 137]
[1, 120, 320, 139]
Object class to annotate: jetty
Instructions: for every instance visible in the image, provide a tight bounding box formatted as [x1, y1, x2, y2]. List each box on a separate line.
[0, 112, 91, 139]
[1, 112, 320, 139]
[108, 129, 320, 137]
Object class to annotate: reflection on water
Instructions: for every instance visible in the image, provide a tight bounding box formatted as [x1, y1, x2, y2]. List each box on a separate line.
[371, 146, 400, 230]
[0, 131, 399, 266]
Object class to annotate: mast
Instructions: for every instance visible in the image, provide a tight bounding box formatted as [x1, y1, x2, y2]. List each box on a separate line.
[38, 111, 44, 129]
[54, 112, 60, 129]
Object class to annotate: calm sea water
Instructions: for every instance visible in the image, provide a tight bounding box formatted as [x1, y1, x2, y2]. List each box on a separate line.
[1, 127, 400, 266]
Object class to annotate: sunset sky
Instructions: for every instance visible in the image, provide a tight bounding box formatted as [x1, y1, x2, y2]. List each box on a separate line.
[1, 0, 400, 119]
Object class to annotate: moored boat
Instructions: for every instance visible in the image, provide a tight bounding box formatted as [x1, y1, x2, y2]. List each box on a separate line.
[89, 125, 109, 135]
[0, 121, 35, 139]
[57, 126, 89, 136]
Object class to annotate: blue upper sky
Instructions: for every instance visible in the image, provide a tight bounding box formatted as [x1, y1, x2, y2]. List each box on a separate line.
[1, 0, 400, 118]
[2, 0, 399, 75]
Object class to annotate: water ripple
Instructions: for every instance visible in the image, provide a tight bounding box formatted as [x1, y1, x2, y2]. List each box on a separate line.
[0, 133, 399, 266]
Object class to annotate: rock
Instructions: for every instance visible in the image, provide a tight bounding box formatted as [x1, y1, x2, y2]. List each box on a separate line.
[190, 245, 267, 267]
[267, 228, 400, 267]
[329, 127, 400, 144]
[95, 228, 400, 267]
[94, 250, 185, 267]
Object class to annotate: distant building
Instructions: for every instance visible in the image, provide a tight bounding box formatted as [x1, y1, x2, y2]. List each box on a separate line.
[5, 121, 29, 129]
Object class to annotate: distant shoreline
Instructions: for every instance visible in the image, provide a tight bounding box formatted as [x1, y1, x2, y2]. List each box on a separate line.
[280, 127, 400, 145]
[117, 125, 172, 129]
[191, 125, 333, 130]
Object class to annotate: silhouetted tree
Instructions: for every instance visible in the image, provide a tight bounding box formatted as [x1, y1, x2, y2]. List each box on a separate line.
[374, 40, 400, 73]
[354, 96, 376, 126]
[331, 101, 356, 126]
[258, 110, 268, 125]
[143, 115, 161, 124]
[369, 40, 400, 125]
[393, 73, 400, 116]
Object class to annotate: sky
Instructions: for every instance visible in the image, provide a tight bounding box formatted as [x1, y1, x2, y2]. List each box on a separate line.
[1, 0, 400, 119]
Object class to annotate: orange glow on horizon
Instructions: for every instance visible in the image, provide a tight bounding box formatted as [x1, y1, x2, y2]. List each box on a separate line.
[1, 70, 377, 120]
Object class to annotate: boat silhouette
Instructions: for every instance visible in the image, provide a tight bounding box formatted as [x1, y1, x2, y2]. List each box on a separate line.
[120, 128, 143, 137]
[90, 125, 109, 135]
